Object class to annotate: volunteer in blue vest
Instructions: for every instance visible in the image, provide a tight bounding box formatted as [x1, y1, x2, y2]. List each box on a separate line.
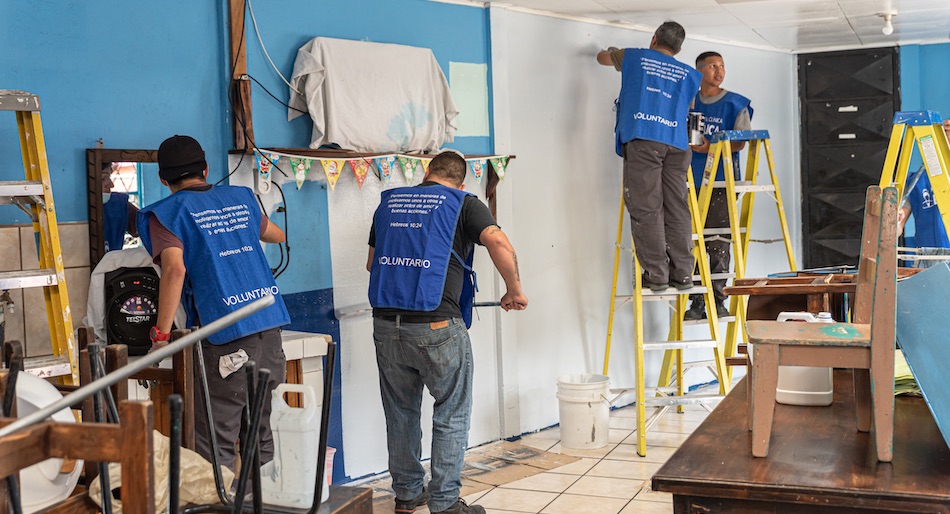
[137, 135, 291, 475]
[597, 21, 702, 292]
[367, 150, 527, 514]
[684, 51, 753, 320]
[101, 162, 139, 252]
[898, 119, 950, 268]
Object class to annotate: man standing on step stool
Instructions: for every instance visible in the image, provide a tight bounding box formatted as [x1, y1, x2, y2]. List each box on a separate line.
[684, 51, 753, 320]
[597, 21, 703, 292]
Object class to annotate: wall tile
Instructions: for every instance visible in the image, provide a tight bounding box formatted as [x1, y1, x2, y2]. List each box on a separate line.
[0, 226, 21, 272]
[1, 289, 25, 349]
[18, 226, 39, 271]
[60, 222, 90, 268]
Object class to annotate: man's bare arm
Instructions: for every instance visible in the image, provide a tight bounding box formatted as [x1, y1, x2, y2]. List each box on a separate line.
[479, 225, 528, 311]
[154, 247, 186, 348]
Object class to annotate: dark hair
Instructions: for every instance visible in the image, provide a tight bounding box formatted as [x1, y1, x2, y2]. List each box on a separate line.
[101, 162, 113, 173]
[427, 151, 467, 186]
[696, 51, 722, 67]
[654, 21, 686, 54]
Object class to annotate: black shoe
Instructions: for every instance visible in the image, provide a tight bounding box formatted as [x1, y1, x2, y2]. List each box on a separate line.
[431, 499, 485, 514]
[684, 303, 706, 321]
[642, 277, 670, 292]
[671, 278, 693, 291]
[716, 302, 730, 318]
[395, 488, 429, 513]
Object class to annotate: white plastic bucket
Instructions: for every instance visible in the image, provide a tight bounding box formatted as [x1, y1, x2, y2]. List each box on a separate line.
[774, 312, 834, 407]
[261, 383, 330, 506]
[556, 374, 611, 449]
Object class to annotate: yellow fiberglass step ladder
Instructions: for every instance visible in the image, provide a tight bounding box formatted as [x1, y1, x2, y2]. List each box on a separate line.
[694, 129, 796, 382]
[0, 90, 77, 385]
[879, 111, 950, 262]
[603, 171, 729, 457]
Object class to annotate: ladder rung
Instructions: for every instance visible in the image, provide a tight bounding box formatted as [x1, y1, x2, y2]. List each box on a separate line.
[0, 180, 44, 198]
[702, 227, 746, 235]
[683, 316, 737, 325]
[0, 269, 58, 289]
[22, 355, 72, 379]
[644, 339, 717, 351]
[691, 272, 735, 281]
[615, 286, 707, 300]
[0, 90, 41, 112]
[643, 394, 724, 407]
[683, 359, 716, 369]
[734, 185, 776, 193]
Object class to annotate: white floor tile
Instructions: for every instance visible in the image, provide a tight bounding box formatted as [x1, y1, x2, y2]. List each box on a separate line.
[540, 493, 629, 514]
[475, 487, 558, 513]
[563, 476, 641, 500]
[499, 472, 581, 493]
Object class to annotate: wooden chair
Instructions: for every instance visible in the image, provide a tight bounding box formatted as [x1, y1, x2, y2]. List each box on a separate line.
[746, 185, 898, 461]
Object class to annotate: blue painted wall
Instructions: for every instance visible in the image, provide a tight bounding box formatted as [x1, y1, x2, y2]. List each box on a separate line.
[2, 0, 492, 484]
[900, 43, 950, 118]
[0, 1, 230, 224]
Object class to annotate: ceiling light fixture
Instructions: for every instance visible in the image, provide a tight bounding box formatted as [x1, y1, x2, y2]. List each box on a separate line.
[880, 13, 895, 36]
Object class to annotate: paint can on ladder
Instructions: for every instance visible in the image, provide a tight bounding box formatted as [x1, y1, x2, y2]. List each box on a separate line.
[556, 374, 614, 449]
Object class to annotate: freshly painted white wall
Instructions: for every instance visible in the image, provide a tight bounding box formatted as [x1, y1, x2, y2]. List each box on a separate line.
[490, 9, 802, 434]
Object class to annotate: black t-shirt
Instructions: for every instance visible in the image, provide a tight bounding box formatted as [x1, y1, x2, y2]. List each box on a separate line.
[368, 182, 497, 320]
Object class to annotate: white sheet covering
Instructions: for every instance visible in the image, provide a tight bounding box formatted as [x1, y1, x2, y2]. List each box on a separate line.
[288, 37, 458, 153]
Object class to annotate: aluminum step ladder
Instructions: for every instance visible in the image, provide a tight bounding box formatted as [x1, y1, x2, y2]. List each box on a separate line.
[603, 172, 728, 457]
[0, 90, 77, 384]
[694, 130, 797, 380]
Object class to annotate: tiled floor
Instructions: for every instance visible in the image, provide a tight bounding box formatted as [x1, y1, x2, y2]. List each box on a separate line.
[366, 402, 714, 514]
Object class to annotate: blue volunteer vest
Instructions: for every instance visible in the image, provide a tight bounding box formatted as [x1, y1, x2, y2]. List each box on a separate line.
[615, 48, 702, 155]
[103, 192, 131, 252]
[690, 92, 753, 186]
[908, 173, 950, 249]
[136, 185, 290, 344]
[368, 185, 476, 326]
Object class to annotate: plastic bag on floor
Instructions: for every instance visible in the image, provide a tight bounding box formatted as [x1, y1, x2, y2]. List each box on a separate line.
[88, 430, 234, 513]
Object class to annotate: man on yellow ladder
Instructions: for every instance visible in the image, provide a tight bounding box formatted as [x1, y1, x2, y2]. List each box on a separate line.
[596, 22, 702, 291]
[684, 51, 753, 320]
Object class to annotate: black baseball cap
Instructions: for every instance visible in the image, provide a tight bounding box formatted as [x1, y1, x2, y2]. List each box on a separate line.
[158, 135, 207, 181]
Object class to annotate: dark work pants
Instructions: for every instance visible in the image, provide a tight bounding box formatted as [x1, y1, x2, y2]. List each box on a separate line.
[194, 327, 286, 474]
[622, 139, 694, 285]
[692, 189, 732, 305]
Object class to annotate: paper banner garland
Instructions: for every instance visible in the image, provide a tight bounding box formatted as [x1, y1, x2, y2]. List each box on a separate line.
[397, 156, 418, 183]
[289, 158, 311, 189]
[349, 159, 371, 188]
[469, 158, 487, 184]
[489, 156, 510, 180]
[321, 159, 345, 190]
[255, 150, 272, 181]
[421, 159, 432, 175]
[374, 156, 397, 185]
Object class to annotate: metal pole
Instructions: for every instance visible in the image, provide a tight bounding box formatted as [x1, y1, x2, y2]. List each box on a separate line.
[0, 296, 275, 438]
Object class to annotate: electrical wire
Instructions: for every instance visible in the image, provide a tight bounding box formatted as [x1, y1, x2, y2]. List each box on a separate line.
[246, 73, 307, 115]
[246, 0, 301, 95]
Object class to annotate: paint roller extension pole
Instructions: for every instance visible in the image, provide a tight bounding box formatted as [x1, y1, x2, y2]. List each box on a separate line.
[0, 295, 275, 438]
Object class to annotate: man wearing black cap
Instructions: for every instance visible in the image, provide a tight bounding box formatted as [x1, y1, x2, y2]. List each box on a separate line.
[136, 135, 291, 473]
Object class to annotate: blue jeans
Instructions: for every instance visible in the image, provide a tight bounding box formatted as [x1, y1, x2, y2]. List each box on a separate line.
[373, 317, 473, 512]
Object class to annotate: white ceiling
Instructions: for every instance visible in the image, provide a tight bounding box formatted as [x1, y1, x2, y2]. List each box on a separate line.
[476, 0, 950, 52]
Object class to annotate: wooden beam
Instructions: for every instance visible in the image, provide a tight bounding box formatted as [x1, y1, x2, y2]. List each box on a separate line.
[228, 0, 254, 152]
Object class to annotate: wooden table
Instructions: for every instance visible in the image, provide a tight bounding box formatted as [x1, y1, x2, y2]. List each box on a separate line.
[652, 371, 950, 513]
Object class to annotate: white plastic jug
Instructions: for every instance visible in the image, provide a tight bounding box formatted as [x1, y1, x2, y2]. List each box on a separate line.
[774, 311, 835, 406]
[260, 383, 330, 507]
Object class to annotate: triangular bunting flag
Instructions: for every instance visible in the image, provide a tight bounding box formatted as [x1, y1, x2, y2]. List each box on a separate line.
[489, 156, 510, 180]
[374, 156, 397, 185]
[349, 159, 371, 188]
[290, 158, 312, 189]
[469, 159, 487, 184]
[255, 150, 272, 180]
[398, 156, 418, 183]
[421, 159, 432, 175]
[321, 159, 345, 190]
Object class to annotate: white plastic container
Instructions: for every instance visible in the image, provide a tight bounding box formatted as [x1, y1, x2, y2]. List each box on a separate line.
[260, 383, 330, 506]
[556, 374, 611, 449]
[774, 311, 835, 406]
